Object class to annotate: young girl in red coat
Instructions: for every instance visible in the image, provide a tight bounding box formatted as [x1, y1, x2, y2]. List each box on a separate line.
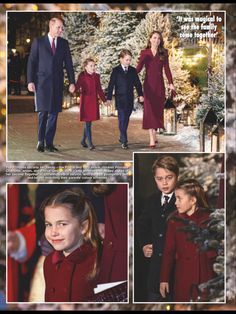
[160, 179, 217, 302]
[75, 58, 106, 150]
[41, 188, 102, 302]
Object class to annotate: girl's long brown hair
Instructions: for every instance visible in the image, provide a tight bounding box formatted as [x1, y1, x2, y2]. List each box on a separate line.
[41, 187, 102, 280]
[175, 179, 209, 209]
[146, 31, 168, 60]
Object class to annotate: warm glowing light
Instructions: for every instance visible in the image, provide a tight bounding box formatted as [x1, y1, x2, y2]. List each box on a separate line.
[0, 51, 5, 58]
[11, 49, 16, 54]
[1, 109, 6, 116]
[5, 4, 13, 9]
[124, 162, 132, 168]
[166, 305, 171, 311]
[32, 4, 38, 11]
[194, 53, 205, 59]
[26, 38, 31, 43]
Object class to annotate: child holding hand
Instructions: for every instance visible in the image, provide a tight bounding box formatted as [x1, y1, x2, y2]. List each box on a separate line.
[75, 58, 106, 150]
[107, 49, 143, 149]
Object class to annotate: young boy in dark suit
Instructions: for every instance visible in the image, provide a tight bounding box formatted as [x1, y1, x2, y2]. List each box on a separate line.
[136, 155, 179, 302]
[107, 49, 143, 149]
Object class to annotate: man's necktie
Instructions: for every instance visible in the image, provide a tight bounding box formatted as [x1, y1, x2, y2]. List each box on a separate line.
[52, 38, 56, 55]
[124, 66, 128, 74]
[163, 195, 170, 211]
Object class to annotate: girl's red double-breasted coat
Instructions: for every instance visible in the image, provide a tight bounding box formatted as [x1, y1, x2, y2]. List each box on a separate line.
[160, 209, 217, 302]
[75, 71, 106, 122]
[43, 242, 97, 302]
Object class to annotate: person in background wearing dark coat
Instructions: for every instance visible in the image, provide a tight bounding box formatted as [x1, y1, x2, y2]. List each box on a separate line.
[8, 51, 22, 95]
[160, 179, 217, 302]
[27, 16, 75, 153]
[136, 31, 176, 148]
[107, 49, 144, 149]
[136, 155, 179, 302]
[41, 188, 102, 302]
[75, 58, 106, 150]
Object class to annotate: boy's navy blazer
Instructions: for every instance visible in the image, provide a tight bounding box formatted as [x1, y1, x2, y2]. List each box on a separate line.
[107, 64, 143, 110]
[136, 190, 176, 293]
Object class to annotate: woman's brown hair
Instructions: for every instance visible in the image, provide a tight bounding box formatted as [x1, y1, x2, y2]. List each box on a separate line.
[146, 31, 168, 60]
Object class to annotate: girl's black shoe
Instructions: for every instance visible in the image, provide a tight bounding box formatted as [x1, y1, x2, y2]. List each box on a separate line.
[81, 141, 88, 148]
[89, 145, 95, 150]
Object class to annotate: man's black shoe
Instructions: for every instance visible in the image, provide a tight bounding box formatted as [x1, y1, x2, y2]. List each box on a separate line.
[45, 145, 59, 152]
[37, 143, 44, 152]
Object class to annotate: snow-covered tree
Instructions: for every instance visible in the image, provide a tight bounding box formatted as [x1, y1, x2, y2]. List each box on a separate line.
[63, 12, 98, 74]
[81, 12, 144, 87]
[126, 12, 172, 66]
[196, 49, 225, 125]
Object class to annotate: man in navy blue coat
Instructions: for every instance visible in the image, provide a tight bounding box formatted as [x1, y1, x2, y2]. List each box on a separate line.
[107, 49, 143, 149]
[27, 17, 75, 152]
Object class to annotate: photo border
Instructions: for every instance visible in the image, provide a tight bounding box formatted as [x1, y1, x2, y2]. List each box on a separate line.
[6, 181, 130, 305]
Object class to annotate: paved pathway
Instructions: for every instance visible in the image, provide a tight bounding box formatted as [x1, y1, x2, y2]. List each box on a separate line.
[7, 111, 197, 162]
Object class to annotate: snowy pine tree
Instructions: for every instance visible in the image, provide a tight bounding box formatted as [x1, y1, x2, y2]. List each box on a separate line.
[81, 12, 144, 88]
[196, 51, 225, 125]
[63, 12, 98, 75]
[125, 12, 172, 68]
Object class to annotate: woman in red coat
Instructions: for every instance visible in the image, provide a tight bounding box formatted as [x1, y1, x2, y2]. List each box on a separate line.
[160, 179, 217, 302]
[41, 188, 102, 302]
[75, 58, 106, 150]
[136, 31, 176, 148]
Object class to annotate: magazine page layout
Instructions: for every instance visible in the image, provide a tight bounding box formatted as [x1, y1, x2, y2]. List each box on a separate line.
[0, 3, 235, 311]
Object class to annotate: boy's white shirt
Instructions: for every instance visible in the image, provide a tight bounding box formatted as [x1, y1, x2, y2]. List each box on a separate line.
[161, 192, 174, 206]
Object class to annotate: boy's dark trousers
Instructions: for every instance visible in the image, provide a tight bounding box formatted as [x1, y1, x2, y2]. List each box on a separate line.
[118, 107, 132, 144]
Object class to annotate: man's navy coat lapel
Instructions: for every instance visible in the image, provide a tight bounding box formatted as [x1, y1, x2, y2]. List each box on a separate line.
[44, 35, 53, 56]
